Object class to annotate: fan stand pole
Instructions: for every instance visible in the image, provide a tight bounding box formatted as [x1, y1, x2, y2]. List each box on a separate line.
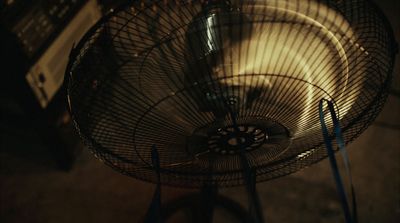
[197, 184, 218, 223]
[198, 154, 219, 223]
[160, 191, 251, 223]
[145, 108, 264, 223]
[228, 107, 264, 223]
[153, 132, 258, 223]
[144, 146, 162, 223]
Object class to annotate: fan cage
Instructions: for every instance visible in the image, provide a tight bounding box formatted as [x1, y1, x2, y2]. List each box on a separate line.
[66, 0, 396, 188]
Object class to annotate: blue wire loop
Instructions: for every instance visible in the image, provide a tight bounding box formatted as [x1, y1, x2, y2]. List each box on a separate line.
[318, 99, 358, 223]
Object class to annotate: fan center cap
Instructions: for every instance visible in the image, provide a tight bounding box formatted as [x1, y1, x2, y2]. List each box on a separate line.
[227, 136, 246, 146]
[207, 125, 268, 155]
[187, 118, 291, 158]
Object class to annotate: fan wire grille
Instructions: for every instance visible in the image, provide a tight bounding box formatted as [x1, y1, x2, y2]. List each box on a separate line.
[66, 0, 396, 187]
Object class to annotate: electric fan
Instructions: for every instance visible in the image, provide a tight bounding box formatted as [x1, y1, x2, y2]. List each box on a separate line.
[65, 0, 396, 220]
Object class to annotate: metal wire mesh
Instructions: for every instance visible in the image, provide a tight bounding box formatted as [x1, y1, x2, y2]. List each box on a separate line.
[66, 0, 396, 187]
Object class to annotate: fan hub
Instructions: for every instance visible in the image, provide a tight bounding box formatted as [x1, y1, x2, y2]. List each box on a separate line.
[187, 118, 291, 160]
[227, 137, 244, 146]
[207, 125, 268, 155]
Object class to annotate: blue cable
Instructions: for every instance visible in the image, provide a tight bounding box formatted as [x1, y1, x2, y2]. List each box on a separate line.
[319, 99, 358, 223]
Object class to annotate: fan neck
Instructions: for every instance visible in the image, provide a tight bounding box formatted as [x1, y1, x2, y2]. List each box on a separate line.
[201, 0, 233, 12]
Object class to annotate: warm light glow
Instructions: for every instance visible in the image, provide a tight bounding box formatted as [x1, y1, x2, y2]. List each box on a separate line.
[212, 0, 357, 137]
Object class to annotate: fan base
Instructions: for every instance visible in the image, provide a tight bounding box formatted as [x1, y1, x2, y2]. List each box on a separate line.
[161, 193, 251, 223]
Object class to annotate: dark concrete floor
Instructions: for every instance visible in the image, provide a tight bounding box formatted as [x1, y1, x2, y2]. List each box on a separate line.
[1, 0, 399, 222]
